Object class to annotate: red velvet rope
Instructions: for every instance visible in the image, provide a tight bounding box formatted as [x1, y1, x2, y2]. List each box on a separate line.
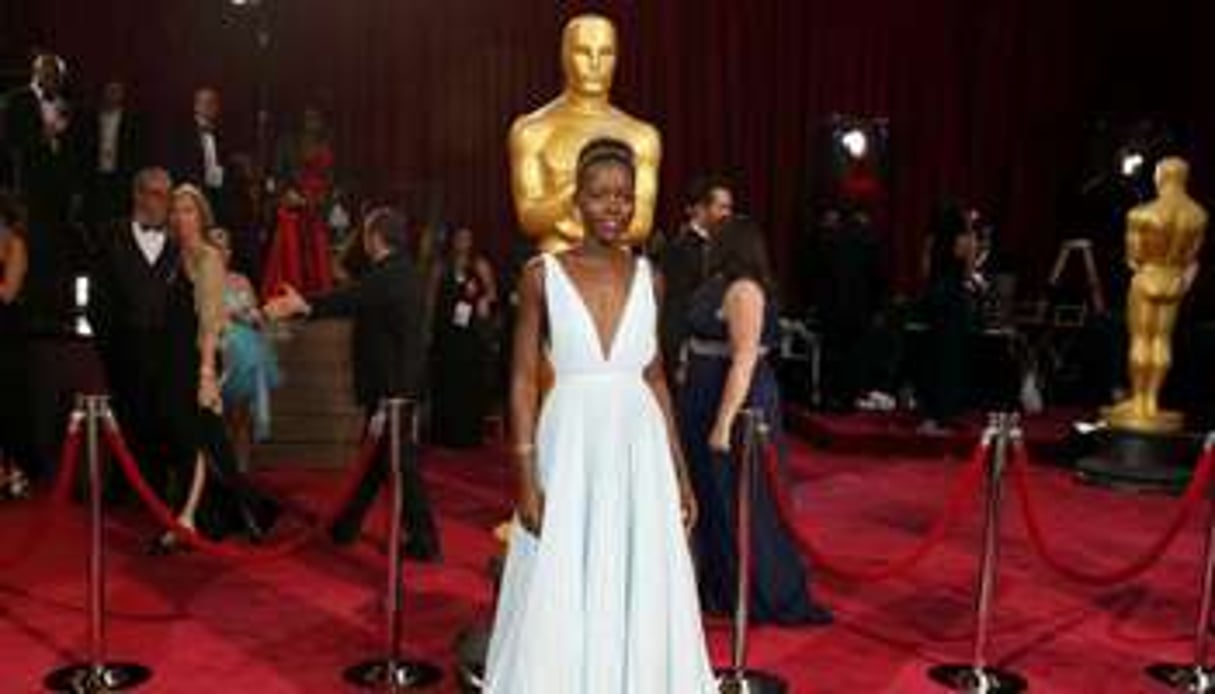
[763, 435, 990, 582]
[1010, 440, 1214, 585]
[0, 414, 84, 569]
[103, 417, 383, 562]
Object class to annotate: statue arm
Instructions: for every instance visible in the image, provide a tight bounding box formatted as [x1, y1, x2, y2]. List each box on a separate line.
[628, 126, 662, 240]
[1125, 217, 1145, 271]
[1184, 221, 1206, 289]
[509, 121, 576, 239]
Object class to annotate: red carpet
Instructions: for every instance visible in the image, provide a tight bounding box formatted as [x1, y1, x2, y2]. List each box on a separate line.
[787, 406, 1083, 459]
[0, 438, 1206, 693]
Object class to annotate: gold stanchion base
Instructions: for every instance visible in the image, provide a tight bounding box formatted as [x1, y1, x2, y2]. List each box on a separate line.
[1146, 663, 1215, 692]
[716, 668, 788, 693]
[928, 664, 1027, 693]
[44, 663, 152, 693]
[343, 660, 442, 690]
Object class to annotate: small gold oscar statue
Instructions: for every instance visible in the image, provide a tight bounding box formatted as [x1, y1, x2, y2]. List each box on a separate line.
[1104, 157, 1208, 434]
[508, 14, 661, 251]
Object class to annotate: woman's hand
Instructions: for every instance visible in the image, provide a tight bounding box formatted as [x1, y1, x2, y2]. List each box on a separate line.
[264, 284, 308, 321]
[709, 418, 733, 455]
[679, 476, 698, 532]
[517, 481, 546, 538]
[198, 370, 222, 414]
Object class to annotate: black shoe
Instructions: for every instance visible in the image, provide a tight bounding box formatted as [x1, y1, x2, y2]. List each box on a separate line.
[244, 498, 281, 544]
[329, 518, 361, 546]
[403, 538, 442, 564]
[146, 533, 190, 556]
[780, 603, 835, 627]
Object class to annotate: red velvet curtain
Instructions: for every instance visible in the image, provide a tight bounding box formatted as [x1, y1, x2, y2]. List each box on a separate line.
[3, 0, 1212, 296]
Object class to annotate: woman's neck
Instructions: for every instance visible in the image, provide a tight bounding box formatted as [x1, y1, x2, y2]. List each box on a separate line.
[576, 237, 618, 262]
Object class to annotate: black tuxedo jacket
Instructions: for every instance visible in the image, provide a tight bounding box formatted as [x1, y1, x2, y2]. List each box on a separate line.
[2, 86, 82, 204]
[658, 225, 712, 367]
[170, 120, 234, 224]
[309, 253, 426, 409]
[82, 108, 145, 179]
[171, 120, 228, 190]
[89, 217, 180, 345]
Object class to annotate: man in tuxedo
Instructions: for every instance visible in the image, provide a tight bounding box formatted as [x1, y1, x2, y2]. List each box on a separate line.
[83, 80, 144, 229]
[659, 175, 734, 386]
[89, 167, 180, 497]
[173, 87, 230, 226]
[3, 52, 84, 320]
[266, 206, 440, 562]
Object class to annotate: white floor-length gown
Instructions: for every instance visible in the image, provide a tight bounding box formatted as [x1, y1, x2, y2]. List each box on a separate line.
[484, 253, 716, 693]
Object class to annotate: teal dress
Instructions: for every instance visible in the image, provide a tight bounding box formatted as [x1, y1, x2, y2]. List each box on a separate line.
[221, 274, 280, 440]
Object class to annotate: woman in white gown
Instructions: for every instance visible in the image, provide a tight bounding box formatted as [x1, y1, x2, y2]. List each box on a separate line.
[485, 138, 717, 693]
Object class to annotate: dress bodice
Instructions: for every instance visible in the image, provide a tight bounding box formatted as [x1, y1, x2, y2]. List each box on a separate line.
[542, 253, 655, 378]
[297, 142, 334, 202]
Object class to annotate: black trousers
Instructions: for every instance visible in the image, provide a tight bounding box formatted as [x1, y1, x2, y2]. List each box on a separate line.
[107, 337, 179, 500]
[331, 406, 439, 552]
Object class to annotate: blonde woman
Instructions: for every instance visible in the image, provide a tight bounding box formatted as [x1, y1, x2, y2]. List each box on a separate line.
[151, 185, 277, 552]
[209, 227, 280, 470]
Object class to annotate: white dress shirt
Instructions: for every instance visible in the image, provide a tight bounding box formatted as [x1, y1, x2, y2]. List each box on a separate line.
[31, 82, 68, 142]
[200, 129, 224, 188]
[98, 109, 123, 173]
[132, 221, 166, 266]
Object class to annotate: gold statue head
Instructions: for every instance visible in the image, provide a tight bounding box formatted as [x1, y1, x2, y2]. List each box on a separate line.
[561, 15, 618, 99]
[1155, 157, 1190, 192]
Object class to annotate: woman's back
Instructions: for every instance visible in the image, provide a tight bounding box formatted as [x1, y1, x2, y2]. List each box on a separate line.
[686, 276, 781, 352]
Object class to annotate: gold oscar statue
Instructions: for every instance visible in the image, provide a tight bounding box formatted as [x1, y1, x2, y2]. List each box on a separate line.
[1104, 157, 1208, 434]
[508, 14, 661, 251]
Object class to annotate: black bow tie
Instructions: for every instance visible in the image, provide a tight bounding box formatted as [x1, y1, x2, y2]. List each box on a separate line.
[140, 225, 166, 235]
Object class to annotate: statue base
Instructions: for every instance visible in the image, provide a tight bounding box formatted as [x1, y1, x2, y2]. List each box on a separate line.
[1075, 427, 1201, 493]
[1102, 401, 1184, 435]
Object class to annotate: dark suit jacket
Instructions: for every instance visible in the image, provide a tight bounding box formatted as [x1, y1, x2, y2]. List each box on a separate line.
[82, 108, 145, 179]
[2, 86, 82, 211]
[658, 225, 711, 369]
[87, 218, 183, 452]
[171, 121, 228, 188]
[170, 120, 233, 223]
[309, 252, 426, 408]
[88, 218, 180, 359]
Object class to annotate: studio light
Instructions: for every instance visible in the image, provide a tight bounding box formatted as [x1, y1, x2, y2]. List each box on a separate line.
[1121, 151, 1145, 178]
[841, 128, 869, 160]
[73, 275, 92, 337]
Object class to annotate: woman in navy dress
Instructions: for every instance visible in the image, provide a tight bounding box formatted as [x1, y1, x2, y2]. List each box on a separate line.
[678, 216, 832, 625]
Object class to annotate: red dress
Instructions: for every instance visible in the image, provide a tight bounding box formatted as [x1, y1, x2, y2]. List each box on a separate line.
[261, 143, 335, 297]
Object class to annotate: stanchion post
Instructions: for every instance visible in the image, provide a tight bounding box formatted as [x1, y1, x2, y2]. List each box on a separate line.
[44, 395, 153, 693]
[343, 398, 442, 690]
[1146, 434, 1215, 692]
[716, 408, 788, 694]
[928, 412, 1027, 693]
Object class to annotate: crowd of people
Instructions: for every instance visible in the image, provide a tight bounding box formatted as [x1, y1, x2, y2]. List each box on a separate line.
[0, 46, 1017, 689]
[0, 51, 490, 561]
